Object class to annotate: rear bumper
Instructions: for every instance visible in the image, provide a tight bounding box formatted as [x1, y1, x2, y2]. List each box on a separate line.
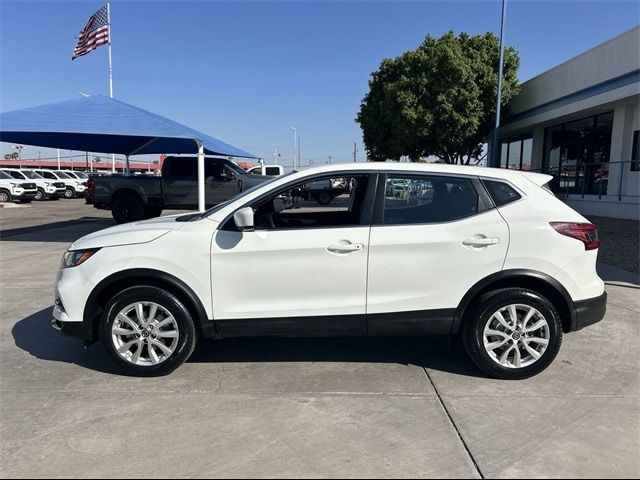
[572, 291, 607, 331]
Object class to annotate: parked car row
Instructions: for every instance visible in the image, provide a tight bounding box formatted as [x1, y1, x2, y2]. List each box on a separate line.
[0, 168, 88, 203]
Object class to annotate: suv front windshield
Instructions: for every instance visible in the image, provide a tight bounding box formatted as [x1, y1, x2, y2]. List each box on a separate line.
[21, 170, 43, 180]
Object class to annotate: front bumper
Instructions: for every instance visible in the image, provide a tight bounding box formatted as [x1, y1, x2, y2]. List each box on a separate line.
[47, 187, 66, 198]
[52, 304, 93, 341]
[572, 291, 607, 331]
[12, 190, 36, 201]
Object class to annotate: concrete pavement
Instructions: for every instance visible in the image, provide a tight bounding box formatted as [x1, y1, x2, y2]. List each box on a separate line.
[1, 200, 638, 478]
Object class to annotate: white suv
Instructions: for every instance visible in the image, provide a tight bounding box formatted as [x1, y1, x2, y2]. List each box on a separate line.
[0, 170, 37, 203]
[52, 164, 606, 379]
[1, 168, 66, 200]
[34, 169, 87, 198]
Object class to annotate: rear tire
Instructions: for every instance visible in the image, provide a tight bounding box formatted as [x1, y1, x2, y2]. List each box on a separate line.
[100, 286, 197, 377]
[462, 288, 563, 380]
[112, 192, 145, 224]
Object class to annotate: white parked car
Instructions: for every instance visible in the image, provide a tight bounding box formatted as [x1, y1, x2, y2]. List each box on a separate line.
[58, 169, 89, 181]
[33, 169, 87, 198]
[0, 170, 37, 203]
[52, 163, 606, 378]
[246, 164, 284, 176]
[1, 168, 66, 200]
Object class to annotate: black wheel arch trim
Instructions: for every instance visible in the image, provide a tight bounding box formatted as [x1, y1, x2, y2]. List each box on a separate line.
[452, 269, 578, 334]
[82, 268, 215, 342]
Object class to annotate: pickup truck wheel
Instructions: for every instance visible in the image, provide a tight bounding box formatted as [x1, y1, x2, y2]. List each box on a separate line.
[315, 192, 334, 205]
[35, 188, 45, 201]
[100, 286, 197, 377]
[462, 288, 562, 380]
[63, 187, 75, 199]
[0, 190, 11, 202]
[144, 206, 163, 219]
[112, 193, 145, 224]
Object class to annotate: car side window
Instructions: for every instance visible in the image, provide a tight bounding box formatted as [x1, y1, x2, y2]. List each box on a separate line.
[205, 159, 237, 182]
[382, 174, 479, 225]
[482, 180, 522, 207]
[244, 175, 370, 230]
[168, 159, 197, 179]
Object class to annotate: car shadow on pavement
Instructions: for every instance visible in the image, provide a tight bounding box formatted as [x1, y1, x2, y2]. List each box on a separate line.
[11, 307, 120, 375]
[0, 217, 115, 242]
[12, 306, 487, 378]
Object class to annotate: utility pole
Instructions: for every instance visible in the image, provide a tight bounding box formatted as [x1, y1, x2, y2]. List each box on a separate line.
[491, 0, 508, 168]
[353, 142, 357, 163]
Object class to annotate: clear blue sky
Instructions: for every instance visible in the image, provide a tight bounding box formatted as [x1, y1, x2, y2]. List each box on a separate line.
[1, 0, 638, 166]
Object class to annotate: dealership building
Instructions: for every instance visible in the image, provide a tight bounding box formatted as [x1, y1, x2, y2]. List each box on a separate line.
[494, 26, 639, 220]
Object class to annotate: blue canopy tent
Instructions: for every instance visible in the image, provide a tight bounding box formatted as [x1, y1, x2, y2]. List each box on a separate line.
[0, 94, 258, 211]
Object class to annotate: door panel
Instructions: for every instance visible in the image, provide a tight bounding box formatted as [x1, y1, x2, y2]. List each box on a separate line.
[211, 227, 370, 328]
[367, 209, 509, 315]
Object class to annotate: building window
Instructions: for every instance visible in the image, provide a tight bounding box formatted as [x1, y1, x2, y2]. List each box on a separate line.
[542, 112, 613, 195]
[499, 134, 533, 171]
[632, 130, 640, 172]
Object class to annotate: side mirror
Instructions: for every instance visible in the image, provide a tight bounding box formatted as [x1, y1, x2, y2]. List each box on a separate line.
[273, 197, 285, 213]
[233, 207, 254, 231]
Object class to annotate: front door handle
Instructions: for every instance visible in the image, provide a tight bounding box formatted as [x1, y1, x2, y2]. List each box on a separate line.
[462, 237, 500, 247]
[327, 241, 363, 254]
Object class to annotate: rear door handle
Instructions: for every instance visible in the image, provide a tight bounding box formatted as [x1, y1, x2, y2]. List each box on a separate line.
[462, 237, 500, 247]
[327, 241, 363, 254]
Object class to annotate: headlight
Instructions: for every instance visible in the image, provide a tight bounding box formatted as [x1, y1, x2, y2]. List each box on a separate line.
[10, 182, 18, 187]
[61, 248, 100, 269]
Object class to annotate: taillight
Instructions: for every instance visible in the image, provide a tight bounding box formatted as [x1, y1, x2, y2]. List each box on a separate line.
[87, 178, 95, 196]
[550, 222, 600, 250]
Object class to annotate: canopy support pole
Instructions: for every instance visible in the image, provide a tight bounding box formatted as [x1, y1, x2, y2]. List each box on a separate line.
[125, 155, 130, 175]
[197, 140, 205, 212]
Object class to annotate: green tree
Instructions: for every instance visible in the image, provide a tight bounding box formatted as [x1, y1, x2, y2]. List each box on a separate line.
[357, 31, 520, 164]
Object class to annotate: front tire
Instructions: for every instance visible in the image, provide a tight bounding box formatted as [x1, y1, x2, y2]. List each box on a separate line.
[64, 187, 75, 199]
[35, 188, 46, 201]
[462, 288, 563, 380]
[100, 286, 197, 377]
[0, 190, 11, 202]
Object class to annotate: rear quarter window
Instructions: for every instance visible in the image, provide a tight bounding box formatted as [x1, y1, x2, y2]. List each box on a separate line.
[482, 180, 522, 207]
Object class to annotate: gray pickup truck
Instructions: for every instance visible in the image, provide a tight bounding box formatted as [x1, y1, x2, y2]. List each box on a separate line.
[87, 156, 270, 223]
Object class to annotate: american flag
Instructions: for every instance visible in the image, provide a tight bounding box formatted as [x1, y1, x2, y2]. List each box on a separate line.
[72, 5, 109, 60]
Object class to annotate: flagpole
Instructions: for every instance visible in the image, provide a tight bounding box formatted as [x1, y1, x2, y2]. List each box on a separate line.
[107, 0, 115, 173]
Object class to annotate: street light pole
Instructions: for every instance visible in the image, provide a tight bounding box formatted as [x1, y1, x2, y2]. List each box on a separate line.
[491, 0, 508, 168]
[290, 127, 297, 169]
[13, 145, 23, 169]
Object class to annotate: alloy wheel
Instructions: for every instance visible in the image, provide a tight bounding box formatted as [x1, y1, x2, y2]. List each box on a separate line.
[111, 301, 180, 366]
[482, 304, 550, 369]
